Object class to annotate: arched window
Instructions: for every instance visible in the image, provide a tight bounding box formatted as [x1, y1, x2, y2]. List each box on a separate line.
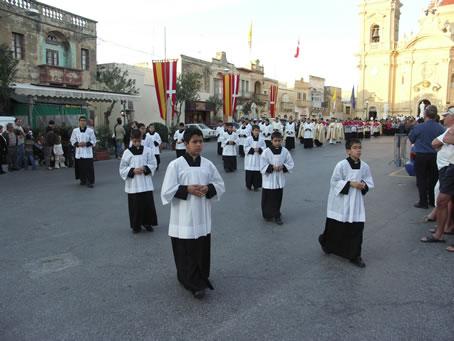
[371, 25, 380, 43]
[46, 34, 58, 45]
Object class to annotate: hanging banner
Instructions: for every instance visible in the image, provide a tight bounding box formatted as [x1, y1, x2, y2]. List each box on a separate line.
[270, 85, 278, 118]
[152, 60, 177, 121]
[223, 74, 240, 116]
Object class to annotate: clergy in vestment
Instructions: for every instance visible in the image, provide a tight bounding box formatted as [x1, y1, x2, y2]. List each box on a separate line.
[326, 120, 337, 144]
[120, 129, 158, 233]
[260, 131, 294, 225]
[302, 121, 315, 149]
[237, 121, 250, 157]
[318, 139, 374, 268]
[161, 127, 225, 298]
[70, 116, 96, 188]
[314, 120, 326, 147]
[221, 123, 238, 172]
[263, 119, 273, 148]
[244, 125, 266, 190]
[215, 121, 225, 155]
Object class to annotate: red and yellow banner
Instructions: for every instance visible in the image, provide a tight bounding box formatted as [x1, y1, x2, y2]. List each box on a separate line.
[223, 74, 239, 117]
[152, 60, 177, 121]
[270, 85, 278, 118]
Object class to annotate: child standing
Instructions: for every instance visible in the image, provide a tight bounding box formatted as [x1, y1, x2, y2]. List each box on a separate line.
[120, 129, 158, 234]
[318, 138, 374, 268]
[237, 121, 250, 157]
[161, 127, 225, 298]
[244, 125, 266, 191]
[221, 123, 238, 173]
[53, 135, 66, 169]
[260, 132, 294, 225]
[174, 122, 186, 158]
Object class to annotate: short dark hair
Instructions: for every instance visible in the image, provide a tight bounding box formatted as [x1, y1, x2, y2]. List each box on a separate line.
[49, 120, 55, 125]
[137, 123, 145, 129]
[183, 127, 202, 143]
[271, 131, 282, 140]
[117, 118, 122, 124]
[346, 138, 361, 149]
[179, 122, 185, 127]
[79, 116, 86, 121]
[265, 119, 270, 123]
[252, 125, 260, 131]
[130, 129, 142, 140]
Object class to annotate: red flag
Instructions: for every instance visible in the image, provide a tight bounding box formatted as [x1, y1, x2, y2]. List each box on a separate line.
[152, 60, 177, 120]
[294, 40, 300, 58]
[270, 85, 278, 118]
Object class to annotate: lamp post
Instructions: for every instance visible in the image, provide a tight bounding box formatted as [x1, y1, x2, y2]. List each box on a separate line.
[365, 100, 369, 120]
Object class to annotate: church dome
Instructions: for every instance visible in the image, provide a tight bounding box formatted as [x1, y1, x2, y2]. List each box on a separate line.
[429, 0, 454, 9]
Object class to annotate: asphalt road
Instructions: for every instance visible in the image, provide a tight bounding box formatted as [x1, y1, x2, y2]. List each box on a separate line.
[1, 137, 453, 340]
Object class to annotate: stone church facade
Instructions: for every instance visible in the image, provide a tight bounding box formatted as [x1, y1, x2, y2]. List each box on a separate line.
[356, 0, 454, 119]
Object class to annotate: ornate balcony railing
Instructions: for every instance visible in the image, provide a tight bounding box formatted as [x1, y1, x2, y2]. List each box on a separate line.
[39, 65, 83, 87]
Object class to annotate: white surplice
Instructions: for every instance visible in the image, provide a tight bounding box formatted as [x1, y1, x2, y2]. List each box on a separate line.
[161, 156, 225, 239]
[237, 126, 250, 146]
[174, 130, 186, 150]
[119, 146, 157, 194]
[244, 136, 266, 171]
[303, 123, 314, 139]
[263, 124, 273, 141]
[147, 132, 162, 155]
[285, 122, 296, 139]
[215, 126, 225, 142]
[327, 159, 374, 223]
[221, 132, 238, 156]
[260, 147, 294, 189]
[70, 127, 97, 159]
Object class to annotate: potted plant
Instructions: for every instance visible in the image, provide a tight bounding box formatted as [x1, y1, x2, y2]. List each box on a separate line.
[93, 124, 113, 161]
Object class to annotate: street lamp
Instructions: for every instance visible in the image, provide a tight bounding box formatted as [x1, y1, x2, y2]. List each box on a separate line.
[365, 100, 369, 120]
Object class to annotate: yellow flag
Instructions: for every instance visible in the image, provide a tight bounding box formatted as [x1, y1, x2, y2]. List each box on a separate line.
[248, 22, 252, 48]
[332, 89, 337, 111]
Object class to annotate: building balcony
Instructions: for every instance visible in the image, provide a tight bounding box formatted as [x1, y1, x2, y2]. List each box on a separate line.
[296, 99, 311, 107]
[38, 65, 83, 87]
[253, 93, 269, 103]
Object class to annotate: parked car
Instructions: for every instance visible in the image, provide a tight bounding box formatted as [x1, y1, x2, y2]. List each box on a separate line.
[185, 123, 216, 140]
[0, 116, 16, 130]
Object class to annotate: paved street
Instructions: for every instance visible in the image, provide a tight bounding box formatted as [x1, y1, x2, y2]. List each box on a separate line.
[1, 137, 453, 340]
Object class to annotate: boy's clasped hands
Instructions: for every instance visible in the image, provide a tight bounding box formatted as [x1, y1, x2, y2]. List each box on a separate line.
[350, 181, 366, 190]
[188, 185, 209, 197]
[273, 165, 284, 172]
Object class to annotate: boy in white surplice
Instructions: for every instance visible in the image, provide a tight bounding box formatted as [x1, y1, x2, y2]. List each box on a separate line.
[120, 129, 158, 233]
[244, 125, 266, 191]
[260, 131, 294, 225]
[161, 127, 225, 299]
[318, 138, 374, 268]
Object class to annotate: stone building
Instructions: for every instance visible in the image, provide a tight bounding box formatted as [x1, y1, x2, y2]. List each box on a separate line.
[294, 78, 312, 119]
[356, 0, 454, 119]
[309, 76, 325, 118]
[323, 86, 343, 118]
[0, 0, 137, 127]
[92, 63, 160, 129]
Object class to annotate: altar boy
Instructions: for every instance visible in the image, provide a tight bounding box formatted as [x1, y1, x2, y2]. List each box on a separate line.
[260, 131, 294, 225]
[221, 123, 238, 172]
[120, 129, 158, 233]
[244, 125, 266, 191]
[318, 138, 374, 268]
[161, 127, 225, 298]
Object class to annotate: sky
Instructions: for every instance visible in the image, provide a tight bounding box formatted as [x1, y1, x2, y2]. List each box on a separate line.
[42, 0, 431, 91]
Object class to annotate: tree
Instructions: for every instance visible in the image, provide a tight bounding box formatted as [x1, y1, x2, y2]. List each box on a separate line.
[206, 95, 223, 121]
[96, 66, 139, 126]
[0, 44, 18, 115]
[175, 72, 202, 124]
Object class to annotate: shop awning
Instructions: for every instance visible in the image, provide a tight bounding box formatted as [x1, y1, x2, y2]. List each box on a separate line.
[11, 84, 141, 103]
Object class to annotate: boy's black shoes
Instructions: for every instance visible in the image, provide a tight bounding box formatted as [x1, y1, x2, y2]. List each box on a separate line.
[194, 289, 206, 299]
[132, 228, 141, 234]
[414, 202, 428, 209]
[275, 216, 283, 225]
[143, 225, 154, 232]
[350, 257, 366, 268]
[87, 183, 94, 188]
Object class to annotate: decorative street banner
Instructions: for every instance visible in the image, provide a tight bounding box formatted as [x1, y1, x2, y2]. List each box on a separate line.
[223, 74, 240, 116]
[270, 85, 278, 118]
[152, 60, 177, 121]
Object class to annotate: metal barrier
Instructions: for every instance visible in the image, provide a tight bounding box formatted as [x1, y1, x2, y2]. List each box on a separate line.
[394, 134, 408, 167]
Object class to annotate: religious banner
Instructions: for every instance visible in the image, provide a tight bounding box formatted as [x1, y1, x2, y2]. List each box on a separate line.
[152, 60, 177, 121]
[270, 85, 278, 118]
[223, 74, 240, 116]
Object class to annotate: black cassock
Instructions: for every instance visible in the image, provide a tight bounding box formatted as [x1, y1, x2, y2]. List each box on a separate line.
[285, 137, 295, 150]
[75, 158, 95, 184]
[319, 218, 364, 260]
[128, 191, 158, 231]
[261, 188, 283, 219]
[223, 156, 237, 172]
